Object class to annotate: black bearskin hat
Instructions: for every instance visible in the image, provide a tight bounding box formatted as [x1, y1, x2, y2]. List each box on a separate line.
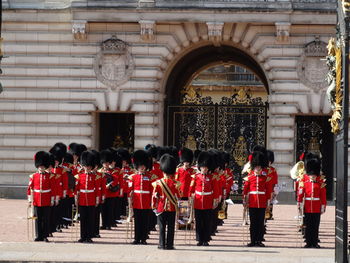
[157, 146, 169, 161]
[111, 149, 122, 169]
[63, 152, 73, 164]
[100, 149, 113, 164]
[81, 150, 95, 168]
[194, 149, 201, 163]
[53, 142, 67, 155]
[49, 145, 65, 163]
[145, 144, 158, 159]
[68, 142, 79, 155]
[198, 151, 215, 171]
[48, 153, 55, 168]
[179, 147, 194, 164]
[91, 150, 100, 168]
[251, 151, 267, 169]
[266, 150, 275, 164]
[34, 151, 50, 169]
[116, 148, 131, 164]
[160, 154, 177, 175]
[305, 155, 321, 175]
[132, 150, 149, 170]
[252, 145, 268, 168]
[222, 152, 231, 165]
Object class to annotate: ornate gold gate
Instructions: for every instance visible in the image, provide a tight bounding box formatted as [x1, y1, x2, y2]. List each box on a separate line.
[166, 89, 267, 172]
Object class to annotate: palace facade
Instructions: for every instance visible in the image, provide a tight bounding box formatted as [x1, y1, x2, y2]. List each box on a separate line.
[0, 0, 338, 201]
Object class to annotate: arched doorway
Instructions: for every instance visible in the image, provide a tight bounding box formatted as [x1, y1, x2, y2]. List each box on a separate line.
[164, 45, 269, 173]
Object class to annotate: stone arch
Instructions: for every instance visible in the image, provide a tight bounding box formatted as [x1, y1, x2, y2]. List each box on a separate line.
[162, 43, 270, 105]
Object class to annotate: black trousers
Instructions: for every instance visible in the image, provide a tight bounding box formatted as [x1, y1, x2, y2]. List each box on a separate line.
[249, 207, 265, 243]
[120, 194, 128, 217]
[79, 205, 95, 240]
[102, 197, 115, 228]
[157, 211, 176, 248]
[304, 213, 321, 246]
[133, 208, 150, 242]
[49, 204, 58, 233]
[195, 209, 212, 243]
[34, 206, 50, 239]
[115, 197, 121, 221]
[94, 204, 101, 236]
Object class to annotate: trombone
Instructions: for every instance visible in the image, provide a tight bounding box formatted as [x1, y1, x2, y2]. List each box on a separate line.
[71, 204, 79, 242]
[242, 195, 249, 245]
[125, 197, 134, 243]
[184, 198, 195, 245]
[296, 201, 304, 248]
[27, 204, 37, 241]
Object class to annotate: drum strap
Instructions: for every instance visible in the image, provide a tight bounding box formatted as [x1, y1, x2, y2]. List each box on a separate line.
[159, 179, 179, 213]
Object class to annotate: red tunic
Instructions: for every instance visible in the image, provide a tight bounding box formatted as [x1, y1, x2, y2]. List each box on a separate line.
[190, 173, 217, 210]
[121, 165, 134, 194]
[243, 169, 272, 208]
[27, 171, 53, 207]
[152, 177, 180, 213]
[175, 167, 196, 198]
[94, 171, 105, 203]
[224, 168, 234, 198]
[297, 175, 326, 213]
[129, 172, 152, 209]
[75, 172, 97, 206]
[99, 167, 120, 198]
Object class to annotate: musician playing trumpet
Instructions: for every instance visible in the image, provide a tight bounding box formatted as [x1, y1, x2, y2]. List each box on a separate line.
[297, 154, 326, 248]
[152, 154, 180, 250]
[243, 150, 272, 247]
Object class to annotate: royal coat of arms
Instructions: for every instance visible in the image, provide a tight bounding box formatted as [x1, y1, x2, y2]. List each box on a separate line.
[94, 35, 135, 89]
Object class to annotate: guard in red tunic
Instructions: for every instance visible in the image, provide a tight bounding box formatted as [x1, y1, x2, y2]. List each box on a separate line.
[117, 148, 134, 218]
[297, 154, 326, 248]
[265, 150, 278, 220]
[27, 151, 53, 242]
[129, 150, 153, 245]
[175, 147, 195, 200]
[109, 148, 123, 225]
[189, 151, 218, 246]
[99, 149, 119, 230]
[222, 152, 233, 219]
[152, 154, 180, 250]
[75, 151, 99, 243]
[243, 151, 272, 247]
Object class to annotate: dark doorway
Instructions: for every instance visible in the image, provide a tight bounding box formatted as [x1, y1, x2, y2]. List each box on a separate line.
[99, 113, 134, 151]
[295, 115, 334, 200]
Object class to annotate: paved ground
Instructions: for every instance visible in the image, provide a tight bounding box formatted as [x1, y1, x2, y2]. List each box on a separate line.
[0, 199, 336, 262]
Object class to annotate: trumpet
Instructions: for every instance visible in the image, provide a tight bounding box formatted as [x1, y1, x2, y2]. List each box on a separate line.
[27, 204, 37, 241]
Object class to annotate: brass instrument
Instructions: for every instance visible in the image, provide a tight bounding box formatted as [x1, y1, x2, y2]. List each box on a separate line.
[126, 196, 134, 243]
[296, 201, 305, 248]
[71, 204, 79, 241]
[290, 161, 304, 180]
[183, 198, 195, 245]
[27, 204, 37, 241]
[242, 202, 249, 245]
[218, 199, 227, 220]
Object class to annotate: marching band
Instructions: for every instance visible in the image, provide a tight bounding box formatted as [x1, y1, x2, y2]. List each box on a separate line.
[27, 142, 327, 248]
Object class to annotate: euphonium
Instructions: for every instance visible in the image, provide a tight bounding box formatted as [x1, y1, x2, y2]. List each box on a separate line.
[290, 161, 304, 180]
[218, 200, 226, 220]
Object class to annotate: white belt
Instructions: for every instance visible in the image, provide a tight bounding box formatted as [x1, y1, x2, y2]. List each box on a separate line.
[134, 190, 150, 194]
[305, 197, 320, 201]
[80, 189, 94, 193]
[33, 189, 51, 193]
[195, 191, 213, 196]
[249, 191, 265, 195]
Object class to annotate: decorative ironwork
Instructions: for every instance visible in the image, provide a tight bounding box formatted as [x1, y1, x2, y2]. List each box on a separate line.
[326, 37, 343, 134]
[167, 105, 216, 151]
[296, 119, 323, 157]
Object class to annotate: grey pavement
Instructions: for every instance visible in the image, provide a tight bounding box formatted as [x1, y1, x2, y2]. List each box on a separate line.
[0, 199, 336, 262]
